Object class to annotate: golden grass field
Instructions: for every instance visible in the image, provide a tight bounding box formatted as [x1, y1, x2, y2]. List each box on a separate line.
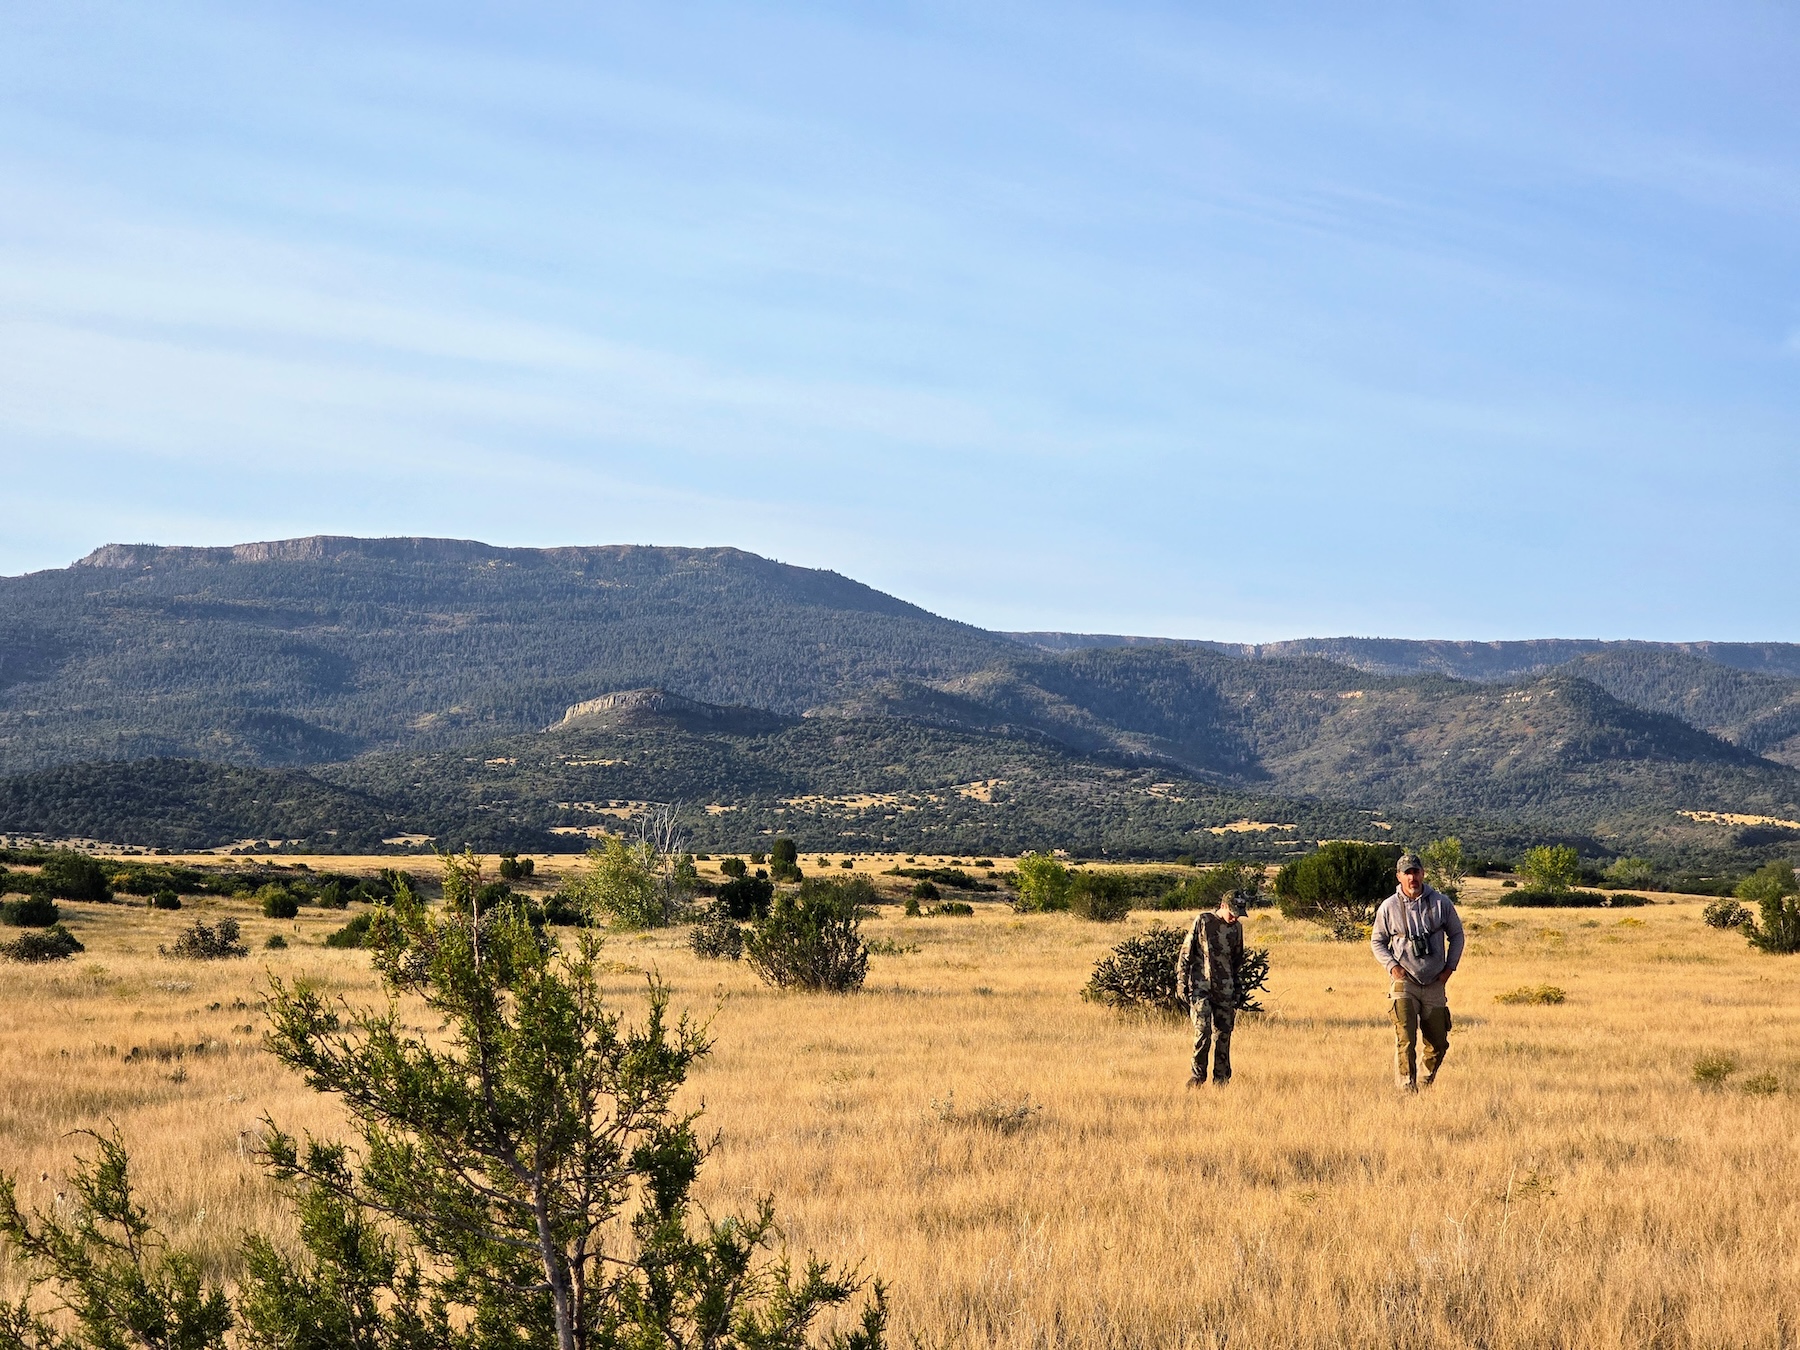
[3, 861, 1800, 1348]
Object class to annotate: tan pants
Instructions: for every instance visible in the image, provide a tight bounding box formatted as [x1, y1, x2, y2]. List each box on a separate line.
[1390, 978, 1450, 1090]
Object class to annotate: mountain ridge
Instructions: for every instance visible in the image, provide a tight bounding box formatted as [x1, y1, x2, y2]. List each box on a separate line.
[4, 535, 1800, 862]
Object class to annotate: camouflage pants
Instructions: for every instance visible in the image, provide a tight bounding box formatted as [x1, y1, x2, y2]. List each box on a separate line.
[1390, 979, 1451, 1089]
[1190, 995, 1236, 1083]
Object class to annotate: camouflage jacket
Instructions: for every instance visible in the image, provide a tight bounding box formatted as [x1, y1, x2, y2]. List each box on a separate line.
[1176, 911, 1245, 1002]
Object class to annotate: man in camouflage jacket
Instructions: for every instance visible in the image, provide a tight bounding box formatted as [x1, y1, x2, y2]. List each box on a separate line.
[1176, 892, 1246, 1086]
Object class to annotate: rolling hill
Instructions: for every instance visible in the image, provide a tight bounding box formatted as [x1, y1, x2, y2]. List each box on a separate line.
[0, 537, 1012, 772]
[3, 535, 1799, 862]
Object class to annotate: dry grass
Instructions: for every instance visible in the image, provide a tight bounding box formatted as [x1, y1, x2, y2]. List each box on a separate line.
[5, 890, 1800, 1348]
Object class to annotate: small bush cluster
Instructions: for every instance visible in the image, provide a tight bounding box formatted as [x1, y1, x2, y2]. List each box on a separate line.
[1497, 888, 1646, 909]
[1012, 852, 1072, 912]
[1083, 926, 1185, 1014]
[1068, 871, 1131, 922]
[926, 901, 974, 917]
[540, 890, 589, 926]
[717, 874, 774, 920]
[1703, 898, 1752, 930]
[1692, 1051, 1738, 1088]
[497, 851, 536, 881]
[324, 913, 375, 949]
[0, 896, 60, 928]
[1275, 841, 1400, 939]
[1149, 860, 1267, 912]
[769, 837, 803, 883]
[688, 908, 745, 961]
[1738, 862, 1800, 954]
[259, 887, 301, 919]
[161, 917, 248, 960]
[886, 866, 998, 893]
[743, 878, 872, 992]
[1, 923, 84, 962]
[1495, 984, 1566, 1005]
[149, 888, 182, 911]
[32, 852, 114, 903]
[1083, 925, 1271, 1015]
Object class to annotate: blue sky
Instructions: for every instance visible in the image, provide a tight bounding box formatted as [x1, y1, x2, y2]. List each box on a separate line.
[2, 1, 1797, 641]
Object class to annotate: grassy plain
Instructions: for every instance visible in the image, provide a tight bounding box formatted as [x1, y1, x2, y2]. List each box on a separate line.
[3, 872, 1799, 1348]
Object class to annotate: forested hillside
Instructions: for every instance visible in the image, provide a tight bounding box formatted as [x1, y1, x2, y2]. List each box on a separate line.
[3, 535, 1799, 863]
[0, 537, 1012, 772]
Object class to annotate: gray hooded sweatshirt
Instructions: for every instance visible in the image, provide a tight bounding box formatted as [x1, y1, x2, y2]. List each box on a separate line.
[1369, 885, 1465, 985]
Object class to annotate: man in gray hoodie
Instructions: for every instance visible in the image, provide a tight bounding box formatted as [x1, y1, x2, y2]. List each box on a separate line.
[1369, 852, 1465, 1092]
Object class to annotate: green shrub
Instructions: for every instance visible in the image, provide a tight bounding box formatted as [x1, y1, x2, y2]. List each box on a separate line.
[540, 890, 589, 926]
[771, 838, 798, 868]
[475, 881, 516, 909]
[34, 851, 113, 902]
[1498, 888, 1645, 909]
[840, 859, 854, 869]
[926, 901, 973, 917]
[688, 908, 745, 961]
[261, 889, 300, 920]
[1, 923, 84, 962]
[1, 896, 60, 928]
[313, 880, 351, 910]
[324, 913, 375, 949]
[1745, 895, 1800, 955]
[719, 857, 747, 878]
[1736, 860, 1798, 906]
[903, 897, 921, 918]
[717, 875, 774, 921]
[1703, 898, 1752, 930]
[161, 918, 248, 960]
[1605, 856, 1657, 888]
[744, 877, 872, 992]
[1742, 1072, 1782, 1096]
[575, 838, 686, 929]
[1692, 1051, 1737, 1087]
[1153, 860, 1265, 911]
[265, 934, 289, 950]
[1069, 871, 1131, 922]
[497, 852, 535, 881]
[1083, 925, 1270, 1015]
[1013, 852, 1071, 912]
[1420, 837, 1467, 900]
[910, 880, 940, 902]
[149, 889, 182, 911]
[0, 893, 888, 1350]
[1274, 842, 1400, 938]
[750, 851, 767, 865]
[885, 866, 998, 892]
[1518, 845, 1581, 893]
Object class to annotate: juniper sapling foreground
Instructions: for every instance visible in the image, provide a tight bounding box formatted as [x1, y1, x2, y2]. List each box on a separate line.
[0, 877, 887, 1350]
